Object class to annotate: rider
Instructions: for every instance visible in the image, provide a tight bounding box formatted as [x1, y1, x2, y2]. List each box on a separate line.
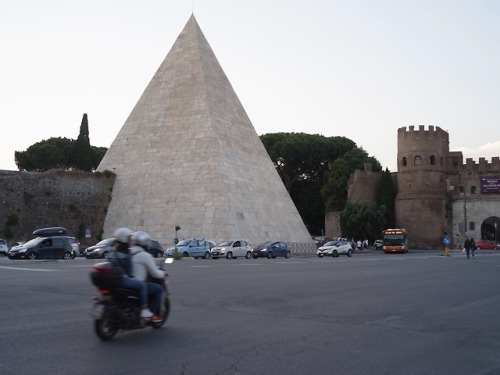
[129, 231, 166, 323]
[109, 227, 156, 321]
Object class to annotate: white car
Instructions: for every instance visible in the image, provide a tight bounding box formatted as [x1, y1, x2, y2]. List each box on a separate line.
[0, 239, 8, 256]
[317, 240, 353, 258]
[211, 240, 252, 259]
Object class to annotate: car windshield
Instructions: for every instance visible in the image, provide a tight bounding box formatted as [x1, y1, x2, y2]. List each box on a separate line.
[177, 239, 192, 246]
[96, 238, 115, 246]
[324, 241, 338, 246]
[218, 241, 233, 246]
[257, 241, 273, 248]
[24, 237, 44, 246]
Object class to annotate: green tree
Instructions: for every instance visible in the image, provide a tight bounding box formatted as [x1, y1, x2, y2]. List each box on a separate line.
[260, 132, 356, 234]
[339, 201, 385, 241]
[321, 147, 382, 211]
[376, 168, 395, 228]
[14, 113, 107, 172]
[72, 113, 93, 171]
[15, 137, 74, 171]
[91, 146, 107, 169]
[260, 133, 355, 193]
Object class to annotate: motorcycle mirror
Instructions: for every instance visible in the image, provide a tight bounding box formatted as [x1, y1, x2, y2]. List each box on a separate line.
[165, 257, 174, 264]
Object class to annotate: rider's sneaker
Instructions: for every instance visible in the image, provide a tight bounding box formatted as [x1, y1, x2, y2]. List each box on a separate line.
[147, 314, 162, 323]
[140, 308, 154, 318]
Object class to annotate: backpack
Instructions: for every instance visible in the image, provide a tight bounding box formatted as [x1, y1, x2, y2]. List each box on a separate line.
[108, 251, 135, 278]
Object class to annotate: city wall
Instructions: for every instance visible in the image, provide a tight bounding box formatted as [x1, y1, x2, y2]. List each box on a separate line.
[0, 169, 115, 246]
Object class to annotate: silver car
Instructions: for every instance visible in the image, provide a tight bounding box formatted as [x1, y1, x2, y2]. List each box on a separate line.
[317, 240, 353, 258]
[211, 240, 252, 259]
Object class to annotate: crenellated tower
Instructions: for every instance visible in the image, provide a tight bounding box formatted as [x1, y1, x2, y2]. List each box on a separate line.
[395, 125, 450, 248]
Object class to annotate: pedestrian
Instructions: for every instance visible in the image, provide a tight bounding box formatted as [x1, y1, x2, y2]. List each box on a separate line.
[470, 237, 476, 258]
[463, 235, 471, 259]
[356, 239, 362, 253]
[442, 231, 451, 257]
[363, 239, 368, 253]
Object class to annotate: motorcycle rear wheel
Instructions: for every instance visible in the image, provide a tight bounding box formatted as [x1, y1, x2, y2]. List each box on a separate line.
[94, 309, 119, 340]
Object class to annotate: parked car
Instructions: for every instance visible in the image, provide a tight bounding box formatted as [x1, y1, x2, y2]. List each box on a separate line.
[373, 239, 383, 250]
[475, 240, 500, 250]
[166, 238, 213, 258]
[8, 236, 74, 260]
[312, 236, 330, 248]
[10, 241, 25, 249]
[317, 240, 353, 257]
[0, 239, 8, 256]
[211, 240, 253, 259]
[61, 236, 80, 256]
[146, 240, 164, 258]
[84, 238, 116, 259]
[252, 241, 290, 259]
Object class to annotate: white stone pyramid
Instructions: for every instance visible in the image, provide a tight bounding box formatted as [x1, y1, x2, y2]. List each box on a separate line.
[97, 15, 315, 251]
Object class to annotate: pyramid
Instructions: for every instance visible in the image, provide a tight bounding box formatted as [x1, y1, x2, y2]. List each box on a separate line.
[97, 15, 315, 251]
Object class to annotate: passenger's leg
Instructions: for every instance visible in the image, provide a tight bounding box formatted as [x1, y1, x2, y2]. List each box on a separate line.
[122, 277, 152, 317]
[146, 281, 164, 315]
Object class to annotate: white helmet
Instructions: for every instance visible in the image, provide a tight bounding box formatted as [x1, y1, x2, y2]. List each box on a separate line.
[131, 231, 151, 248]
[113, 227, 133, 244]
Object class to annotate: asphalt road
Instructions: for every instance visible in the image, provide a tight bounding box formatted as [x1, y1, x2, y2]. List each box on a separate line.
[1, 250, 500, 375]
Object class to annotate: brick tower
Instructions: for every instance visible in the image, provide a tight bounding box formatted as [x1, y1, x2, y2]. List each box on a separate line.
[395, 125, 450, 248]
[97, 15, 315, 251]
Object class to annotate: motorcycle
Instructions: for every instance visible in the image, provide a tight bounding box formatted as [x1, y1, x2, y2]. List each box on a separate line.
[90, 257, 173, 340]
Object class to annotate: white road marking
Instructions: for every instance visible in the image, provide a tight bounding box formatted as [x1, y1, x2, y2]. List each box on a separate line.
[0, 266, 59, 272]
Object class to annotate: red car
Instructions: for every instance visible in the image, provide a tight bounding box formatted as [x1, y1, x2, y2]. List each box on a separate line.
[475, 240, 499, 250]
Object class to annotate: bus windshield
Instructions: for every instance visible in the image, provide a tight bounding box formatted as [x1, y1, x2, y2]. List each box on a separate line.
[383, 234, 405, 245]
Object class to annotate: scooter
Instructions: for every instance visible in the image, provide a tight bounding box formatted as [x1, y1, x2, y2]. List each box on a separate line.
[90, 257, 173, 340]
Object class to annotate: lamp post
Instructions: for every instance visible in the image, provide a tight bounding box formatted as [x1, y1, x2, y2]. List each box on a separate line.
[460, 186, 469, 244]
[495, 223, 498, 247]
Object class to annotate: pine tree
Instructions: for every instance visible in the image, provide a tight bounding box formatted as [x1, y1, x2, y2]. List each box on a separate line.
[73, 113, 93, 171]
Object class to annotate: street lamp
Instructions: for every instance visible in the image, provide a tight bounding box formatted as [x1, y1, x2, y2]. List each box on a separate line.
[495, 222, 498, 245]
[460, 186, 469, 241]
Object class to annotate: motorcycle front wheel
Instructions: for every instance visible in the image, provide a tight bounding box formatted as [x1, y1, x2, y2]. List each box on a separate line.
[94, 308, 119, 340]
[151, 297, 171, 329]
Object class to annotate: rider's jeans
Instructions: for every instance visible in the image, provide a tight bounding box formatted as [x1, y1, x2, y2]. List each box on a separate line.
[122, 277, 148, 306]
[146, 281, 164, 315]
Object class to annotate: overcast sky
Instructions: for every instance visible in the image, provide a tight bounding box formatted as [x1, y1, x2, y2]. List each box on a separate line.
[1, 0, 499, 172]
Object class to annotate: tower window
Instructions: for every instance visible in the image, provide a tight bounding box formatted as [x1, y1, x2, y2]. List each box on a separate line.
[471, 186, 477, 194]
[414, 156, 422, 165]
[430, 155, 435, 165]
[402, 157, 407, 166]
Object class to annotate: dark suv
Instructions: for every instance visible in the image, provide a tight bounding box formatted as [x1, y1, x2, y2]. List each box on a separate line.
[146, 240, 164, 258]
[8, 236, 74, 260]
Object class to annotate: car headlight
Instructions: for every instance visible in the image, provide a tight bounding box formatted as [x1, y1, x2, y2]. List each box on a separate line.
[18, 248, 27, 253]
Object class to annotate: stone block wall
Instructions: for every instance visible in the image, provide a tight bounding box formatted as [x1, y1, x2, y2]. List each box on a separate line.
[0, 169, 115, 247]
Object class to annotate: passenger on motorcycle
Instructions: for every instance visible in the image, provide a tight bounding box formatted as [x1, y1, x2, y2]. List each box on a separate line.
[109, 227, 157, 322]
[130, 231, 166, 323]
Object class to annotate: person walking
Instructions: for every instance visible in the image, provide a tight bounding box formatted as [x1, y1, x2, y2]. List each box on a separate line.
[442, 232, 451, 257]
[470, 237, 476, 258]
[463, 235, 472, 259]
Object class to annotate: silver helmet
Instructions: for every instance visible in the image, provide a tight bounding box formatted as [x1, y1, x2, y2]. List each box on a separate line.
[113, 227, 133, 244]
[131, 231, 151, 248]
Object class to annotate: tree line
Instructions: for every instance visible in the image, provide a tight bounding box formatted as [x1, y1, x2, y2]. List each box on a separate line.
[13, 116, 395, 242]
[15, 114, 106, 172]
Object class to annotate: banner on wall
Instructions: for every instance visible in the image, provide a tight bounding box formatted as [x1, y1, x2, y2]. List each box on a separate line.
[480, 176, 500, 194]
